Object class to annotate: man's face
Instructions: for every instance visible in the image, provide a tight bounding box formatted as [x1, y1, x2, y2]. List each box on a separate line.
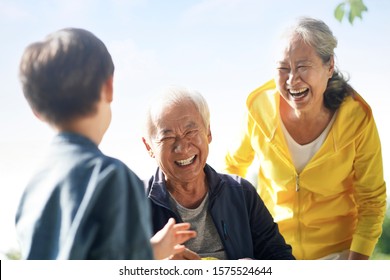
[149, 100, 211, 186]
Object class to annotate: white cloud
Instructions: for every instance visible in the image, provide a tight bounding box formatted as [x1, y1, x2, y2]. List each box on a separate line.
[180, 0, 270, 26]
[107, 39, 163, 95]
[0, 1, 30, 21]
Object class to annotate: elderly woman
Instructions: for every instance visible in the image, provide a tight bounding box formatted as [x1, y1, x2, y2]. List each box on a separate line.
[142, 87, 294, 260]
[224, 17, 387, 260]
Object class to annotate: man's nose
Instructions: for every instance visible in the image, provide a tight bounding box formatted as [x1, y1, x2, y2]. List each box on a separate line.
[174, 137, 190, 153]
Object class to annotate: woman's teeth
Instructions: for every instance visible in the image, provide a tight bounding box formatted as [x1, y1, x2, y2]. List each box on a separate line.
[176, 155, 196, 166]
[289, 88, 308, 97]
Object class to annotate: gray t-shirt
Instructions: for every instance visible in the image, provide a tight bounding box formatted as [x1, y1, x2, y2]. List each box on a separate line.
[169, 192, 227, 260]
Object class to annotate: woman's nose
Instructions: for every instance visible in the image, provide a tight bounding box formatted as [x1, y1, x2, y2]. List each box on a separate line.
[287, 70, 299, 86]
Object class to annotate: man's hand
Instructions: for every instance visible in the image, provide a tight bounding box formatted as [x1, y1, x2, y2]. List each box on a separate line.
[169, 248, 201, 260]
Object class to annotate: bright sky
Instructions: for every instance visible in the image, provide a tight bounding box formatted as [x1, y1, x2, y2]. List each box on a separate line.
[1, 0, 389, 256]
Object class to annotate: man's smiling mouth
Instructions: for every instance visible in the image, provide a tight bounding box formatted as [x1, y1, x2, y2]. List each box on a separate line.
[175, 155, 196, 166]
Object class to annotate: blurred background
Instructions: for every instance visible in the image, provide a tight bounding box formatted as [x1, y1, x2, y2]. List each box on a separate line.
[1, 0, 389, 259]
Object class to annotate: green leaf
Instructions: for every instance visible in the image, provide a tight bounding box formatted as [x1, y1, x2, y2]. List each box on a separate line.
[334, 3, 346, 22]
[348, 0, 368, 24]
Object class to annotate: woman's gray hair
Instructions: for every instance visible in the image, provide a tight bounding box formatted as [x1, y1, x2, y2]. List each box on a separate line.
[288, 17, 337, 64]
[284, 17, 355, 110]
[145, 86, 210, 141]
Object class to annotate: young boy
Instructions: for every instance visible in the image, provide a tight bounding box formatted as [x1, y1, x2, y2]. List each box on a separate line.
[16, 28, 195, 259]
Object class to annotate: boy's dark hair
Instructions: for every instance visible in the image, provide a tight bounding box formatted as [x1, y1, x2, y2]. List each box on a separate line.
[19, 28, 115, 125]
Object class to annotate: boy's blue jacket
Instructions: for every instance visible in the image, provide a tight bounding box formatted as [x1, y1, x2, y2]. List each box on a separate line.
[16, 132, 153, 259]
[145, 164, 294, 260]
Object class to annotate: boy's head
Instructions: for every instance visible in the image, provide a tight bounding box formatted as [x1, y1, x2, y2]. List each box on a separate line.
[19, 28, 115, 126]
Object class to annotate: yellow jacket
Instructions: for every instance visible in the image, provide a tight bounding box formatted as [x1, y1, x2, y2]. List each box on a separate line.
[225, 80, 387, 259]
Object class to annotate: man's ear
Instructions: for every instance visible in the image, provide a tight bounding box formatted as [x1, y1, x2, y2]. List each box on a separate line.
[142, 137, 154, 158]
[207, 126, 212, 144]
[102, 75, 114, 102]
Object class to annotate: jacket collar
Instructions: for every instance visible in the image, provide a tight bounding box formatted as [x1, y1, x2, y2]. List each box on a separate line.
[147, 164, 224, 207]
[246, 79, 280, 142]
[330, 92, 372, 151]
[54, 131, 99, 149]
[246, 79, 372, 152]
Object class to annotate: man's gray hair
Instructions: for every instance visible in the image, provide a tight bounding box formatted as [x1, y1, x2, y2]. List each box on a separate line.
[145, 86, 210, 141]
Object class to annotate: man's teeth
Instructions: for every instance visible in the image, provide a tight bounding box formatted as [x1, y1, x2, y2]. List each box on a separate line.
[176, 155, 196, 166]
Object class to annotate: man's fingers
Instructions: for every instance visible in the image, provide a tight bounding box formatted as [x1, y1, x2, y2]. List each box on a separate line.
[173, 244, 186, 255]
[183, 248, 201, 260]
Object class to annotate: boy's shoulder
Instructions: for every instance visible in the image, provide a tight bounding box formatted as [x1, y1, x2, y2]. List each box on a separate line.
[92, 154, 141, 184]
[49, 133, 143, 189]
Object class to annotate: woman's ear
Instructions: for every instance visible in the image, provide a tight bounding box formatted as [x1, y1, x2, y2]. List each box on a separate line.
[142, 137, 154, 158]
[328, 55, 335, 78]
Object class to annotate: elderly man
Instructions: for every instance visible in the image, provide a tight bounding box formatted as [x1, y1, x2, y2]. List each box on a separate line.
[142, 86, 294, 260]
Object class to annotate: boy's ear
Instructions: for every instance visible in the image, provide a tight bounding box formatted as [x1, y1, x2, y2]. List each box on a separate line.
[32, 110, 48, 124]
[102, 75, 114, 102]
[142, 137, 155, 158]
[32, 110, 43, 121]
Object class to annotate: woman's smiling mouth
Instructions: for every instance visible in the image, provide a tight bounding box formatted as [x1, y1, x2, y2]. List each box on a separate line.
[288, 88, 309, 99]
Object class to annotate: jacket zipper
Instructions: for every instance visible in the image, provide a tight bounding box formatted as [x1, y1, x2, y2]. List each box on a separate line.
[295, 174, 300, 192]
[295, 173, 303, 258]
[221, 220, 229, 240]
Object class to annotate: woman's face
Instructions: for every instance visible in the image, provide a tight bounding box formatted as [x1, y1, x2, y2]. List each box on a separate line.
[274, 35, 334, 114]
